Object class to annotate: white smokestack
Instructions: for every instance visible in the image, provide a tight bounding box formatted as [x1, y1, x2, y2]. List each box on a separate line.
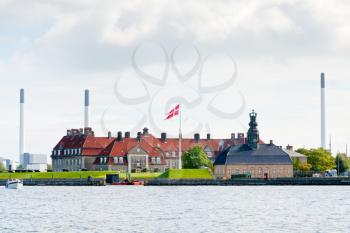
[84, 89, 89, 128]
[19, 88, 24, 164]
[321, 73, 326, 149]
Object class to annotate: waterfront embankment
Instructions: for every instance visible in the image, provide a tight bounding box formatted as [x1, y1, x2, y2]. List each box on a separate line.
[145, 177, 350, 186]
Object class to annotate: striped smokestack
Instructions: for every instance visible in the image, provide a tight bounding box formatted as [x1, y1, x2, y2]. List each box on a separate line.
[84, 89, 89, 128]
[19, 88, 25, 164]
[321, 73, 326, 149]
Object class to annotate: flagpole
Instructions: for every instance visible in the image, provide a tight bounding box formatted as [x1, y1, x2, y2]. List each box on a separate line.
[178, 104, 182, 169]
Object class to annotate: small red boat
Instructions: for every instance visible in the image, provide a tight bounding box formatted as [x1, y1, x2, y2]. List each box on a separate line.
[112, 179, 144, 186]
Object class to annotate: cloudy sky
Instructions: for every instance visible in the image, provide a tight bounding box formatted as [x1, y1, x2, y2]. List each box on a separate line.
[1, 0, 350, 162]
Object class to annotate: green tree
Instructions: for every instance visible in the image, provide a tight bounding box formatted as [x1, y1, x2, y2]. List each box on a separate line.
[292, 158, 311, 172]
[292, 157, 301, 171]
[182, 146, 212, 169]
[299, 163, 312, 172]
[296, 148, 335, 172]
[335, 153, 350, 173]
[0, 162, 5, 172]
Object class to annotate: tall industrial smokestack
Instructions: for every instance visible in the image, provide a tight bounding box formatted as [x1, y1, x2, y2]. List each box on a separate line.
[84, 89, 89, 128]
[19, 89, 24, 164]
[321, 73, 326, 149]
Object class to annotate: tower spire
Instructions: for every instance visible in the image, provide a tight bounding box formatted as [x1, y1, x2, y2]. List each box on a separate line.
[247, 109, 259, 149]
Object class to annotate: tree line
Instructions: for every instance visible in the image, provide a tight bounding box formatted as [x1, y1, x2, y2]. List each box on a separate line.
[294, 148, 350, 173]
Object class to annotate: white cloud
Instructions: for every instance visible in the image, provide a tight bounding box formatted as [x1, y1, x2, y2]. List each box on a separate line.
[1, 0, 350, 160]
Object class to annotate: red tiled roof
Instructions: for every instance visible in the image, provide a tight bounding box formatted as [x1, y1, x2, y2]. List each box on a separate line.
[82, 136, 114, 156]
[53, 129, 258, 160]
[54, 135, 86, 149]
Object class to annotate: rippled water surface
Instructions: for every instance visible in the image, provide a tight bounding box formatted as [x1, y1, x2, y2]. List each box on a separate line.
[1, 186, 350, 233]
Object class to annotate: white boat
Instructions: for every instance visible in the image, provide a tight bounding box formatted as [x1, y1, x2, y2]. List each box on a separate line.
[5, 179, 23, 189]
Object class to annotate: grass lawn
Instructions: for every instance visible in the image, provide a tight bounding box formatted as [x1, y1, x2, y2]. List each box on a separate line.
[158, 169, 213, 179]
[0, 171, 161, 180]
[0, 170, 212, 180]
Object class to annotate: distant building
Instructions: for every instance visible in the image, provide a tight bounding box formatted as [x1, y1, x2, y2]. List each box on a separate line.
[214, 110, 293, 179]
[51, 127, 247, 172]
[0, 157, 19, 171]
[283, 145, 307, 164]
[22, 153, 47, 171]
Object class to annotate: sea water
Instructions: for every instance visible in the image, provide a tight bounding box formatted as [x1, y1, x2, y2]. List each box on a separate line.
[1, 186, 350, 233]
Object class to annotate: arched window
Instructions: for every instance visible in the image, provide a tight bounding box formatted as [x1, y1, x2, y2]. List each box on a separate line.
[250, 168, 255, 176]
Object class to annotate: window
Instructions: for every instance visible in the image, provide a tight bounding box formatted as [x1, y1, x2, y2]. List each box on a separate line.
[172, 151, 176, 157]
[166, 152, 169, 157]
[119, 157, 123, 164]
[151, 157, 156, 164]
[156, 157, 160, 164]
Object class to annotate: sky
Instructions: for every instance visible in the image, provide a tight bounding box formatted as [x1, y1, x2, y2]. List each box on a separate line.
[1, 0, 350, 162]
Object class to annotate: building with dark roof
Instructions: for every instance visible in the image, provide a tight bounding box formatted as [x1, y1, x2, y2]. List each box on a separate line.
[214, 110, 293, 179]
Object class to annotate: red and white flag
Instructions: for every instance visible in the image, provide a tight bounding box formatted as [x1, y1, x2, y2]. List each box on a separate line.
[164, 104, 180, 120]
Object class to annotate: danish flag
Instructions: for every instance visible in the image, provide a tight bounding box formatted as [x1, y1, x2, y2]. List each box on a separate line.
[164, 104, 180, 120]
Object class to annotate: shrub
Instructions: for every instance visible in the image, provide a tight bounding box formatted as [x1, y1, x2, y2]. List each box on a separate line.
[153, 168, 160, 172]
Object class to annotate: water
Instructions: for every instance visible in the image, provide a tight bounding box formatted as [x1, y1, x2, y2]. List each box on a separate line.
[1, 186, 350, 233]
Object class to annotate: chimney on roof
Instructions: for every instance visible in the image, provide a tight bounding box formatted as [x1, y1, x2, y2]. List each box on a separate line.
[117, 131, 123, 141]
[108, 131, 112, 138]
[231, 133, 235, 140]
[137, 132, 141, 141]
[67, 129, 72, 136]
[269, 140, 273, 145]
[125, 131, 130, 138]
[194, 133, 200, 143]
[286, 144, 293, 151]
[207, 133, 211, 140]
[161, 132, 167, 142]
[143, 127, 149, 135]
[84, 127, 94, 136]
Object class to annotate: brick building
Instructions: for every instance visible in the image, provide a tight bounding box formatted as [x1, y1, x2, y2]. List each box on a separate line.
[214, 110, 293, 179]
[51, 127, 245, 172]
